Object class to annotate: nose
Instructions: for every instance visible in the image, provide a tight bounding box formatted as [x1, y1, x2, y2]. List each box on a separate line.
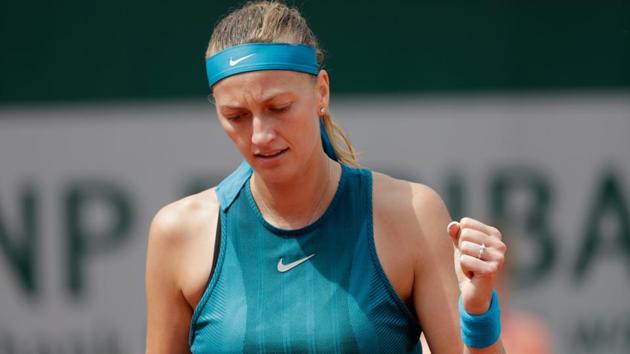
[251, 115, 276, 146]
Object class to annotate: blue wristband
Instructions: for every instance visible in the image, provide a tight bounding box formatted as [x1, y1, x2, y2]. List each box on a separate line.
[458, 290, 501, 349]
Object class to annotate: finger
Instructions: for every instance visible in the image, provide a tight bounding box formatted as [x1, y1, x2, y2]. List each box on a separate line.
[460, 254, 500, 278]
[447, 221, 461, 247]
[459, 217, 502, 240]
[459, 241, 504, 263]
[458, 228, 503, 251]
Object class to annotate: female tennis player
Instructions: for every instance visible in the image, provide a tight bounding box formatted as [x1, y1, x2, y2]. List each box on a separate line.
[145, 1, 507, 353]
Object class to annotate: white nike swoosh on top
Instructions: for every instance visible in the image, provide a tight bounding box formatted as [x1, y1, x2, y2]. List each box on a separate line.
[277, 254, 316, 273]
[229, 54, 255, 66]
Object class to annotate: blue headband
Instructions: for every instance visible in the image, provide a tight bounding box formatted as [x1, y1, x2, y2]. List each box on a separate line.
[205, 43, 319, 88]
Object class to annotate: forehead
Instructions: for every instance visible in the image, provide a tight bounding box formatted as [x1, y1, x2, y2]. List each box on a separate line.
[212, 70, 314, 104]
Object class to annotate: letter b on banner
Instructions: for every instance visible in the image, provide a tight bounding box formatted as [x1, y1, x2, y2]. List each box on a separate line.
[490, 167, 557, 287]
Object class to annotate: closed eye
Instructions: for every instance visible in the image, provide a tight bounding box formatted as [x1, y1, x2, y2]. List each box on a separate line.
[225, 113, 244, 122]
[269, 103, 292, 113]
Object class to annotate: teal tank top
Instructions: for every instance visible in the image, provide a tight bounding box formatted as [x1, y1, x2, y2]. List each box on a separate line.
[189, 163, 422, 353]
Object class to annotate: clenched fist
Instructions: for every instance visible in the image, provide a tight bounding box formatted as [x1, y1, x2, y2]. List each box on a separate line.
[447, 217, 507, 315]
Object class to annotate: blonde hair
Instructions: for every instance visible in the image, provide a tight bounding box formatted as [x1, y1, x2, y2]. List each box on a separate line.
[206, 1, 358, 166]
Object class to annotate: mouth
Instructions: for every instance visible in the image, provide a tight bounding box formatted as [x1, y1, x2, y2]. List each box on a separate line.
[254, 148, 288, 159]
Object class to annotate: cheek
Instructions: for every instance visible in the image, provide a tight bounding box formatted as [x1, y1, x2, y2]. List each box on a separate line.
[220, 121, 251, 150]
[286, 110, 319, 148]
[232, 130, 251, 151]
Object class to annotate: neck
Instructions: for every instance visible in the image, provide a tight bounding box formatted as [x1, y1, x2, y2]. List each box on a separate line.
[250, 153, 341, 229]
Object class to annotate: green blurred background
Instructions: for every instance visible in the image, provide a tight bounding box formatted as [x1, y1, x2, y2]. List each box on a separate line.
[1, 0, 629, 103]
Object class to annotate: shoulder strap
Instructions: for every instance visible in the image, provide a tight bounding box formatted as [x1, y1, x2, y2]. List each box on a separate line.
[216, 161, 252, 212]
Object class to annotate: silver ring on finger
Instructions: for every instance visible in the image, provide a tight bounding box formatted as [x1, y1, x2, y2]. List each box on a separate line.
[478, 242, 486, 260]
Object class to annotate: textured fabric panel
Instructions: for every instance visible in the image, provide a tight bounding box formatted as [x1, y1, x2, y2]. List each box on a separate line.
[190, 165, 422, 353]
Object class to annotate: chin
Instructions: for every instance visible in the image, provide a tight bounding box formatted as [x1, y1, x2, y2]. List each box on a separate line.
[254, 165, 295, 185]
[250, 157, 295, 184]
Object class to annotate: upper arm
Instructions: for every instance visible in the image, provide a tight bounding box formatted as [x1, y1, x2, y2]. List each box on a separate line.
[409, 184, 463, 354]
[145, 205, 194, 354]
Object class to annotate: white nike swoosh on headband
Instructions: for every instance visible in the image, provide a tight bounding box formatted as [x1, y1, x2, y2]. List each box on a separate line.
[229, 54, 255, 66]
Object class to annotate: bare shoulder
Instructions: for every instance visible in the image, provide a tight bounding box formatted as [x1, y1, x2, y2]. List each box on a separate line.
[149, 187, 220, 246]
[370, 171, 454, 306]
[371, 171, 454, 270]
[146, 187, 220, 300]
[371, 171, 451, 234]
[146, 187, 221, 309]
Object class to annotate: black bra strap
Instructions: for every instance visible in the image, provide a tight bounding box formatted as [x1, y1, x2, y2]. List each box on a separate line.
[208, 212, 221, 282]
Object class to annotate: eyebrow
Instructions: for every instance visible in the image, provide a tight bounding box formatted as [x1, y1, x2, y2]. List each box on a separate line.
[219, 91, 295, 109]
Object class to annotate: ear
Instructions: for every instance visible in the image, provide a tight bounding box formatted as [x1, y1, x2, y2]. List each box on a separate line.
[316, 69, 330, 113]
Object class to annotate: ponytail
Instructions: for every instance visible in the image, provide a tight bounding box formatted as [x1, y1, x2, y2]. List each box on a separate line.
[321, 112, 359, 166]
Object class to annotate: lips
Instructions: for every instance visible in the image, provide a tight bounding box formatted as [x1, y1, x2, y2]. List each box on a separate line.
[254, 148, 288, 159]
